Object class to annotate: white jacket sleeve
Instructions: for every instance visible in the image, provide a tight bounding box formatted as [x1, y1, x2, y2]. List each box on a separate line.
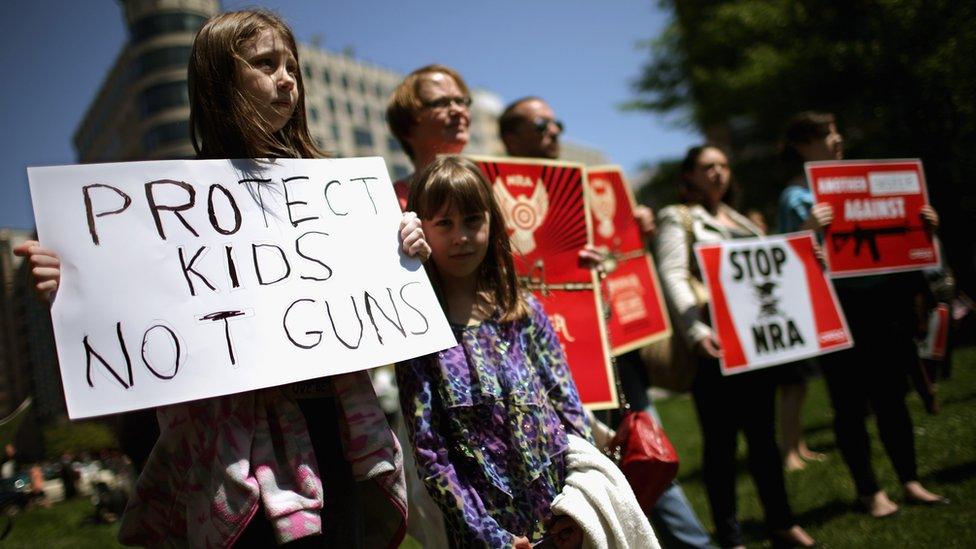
[654, 206, 713, 347]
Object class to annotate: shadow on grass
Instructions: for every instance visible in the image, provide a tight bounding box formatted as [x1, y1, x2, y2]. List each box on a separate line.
[923, 460, 976, 484]
[938, 391, 976, 408]
[793, 498, 856, 526]
[729, 498, 854, 545]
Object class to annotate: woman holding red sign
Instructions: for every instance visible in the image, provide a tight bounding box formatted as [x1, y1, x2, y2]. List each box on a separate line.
[782, 112, 946, 518]
[656, 145, 815, 548]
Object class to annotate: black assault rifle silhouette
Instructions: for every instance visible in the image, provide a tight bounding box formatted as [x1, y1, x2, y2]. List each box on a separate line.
[829, 222, 920, 263]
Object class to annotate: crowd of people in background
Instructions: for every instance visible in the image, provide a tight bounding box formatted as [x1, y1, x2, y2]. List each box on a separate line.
[10, 8, 967, 549]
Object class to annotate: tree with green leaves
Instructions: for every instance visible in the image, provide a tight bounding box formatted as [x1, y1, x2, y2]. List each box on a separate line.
[633, 0, 976, 294]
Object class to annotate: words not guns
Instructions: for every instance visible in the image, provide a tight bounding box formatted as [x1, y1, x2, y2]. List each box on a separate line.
[82, 282, 431, 391]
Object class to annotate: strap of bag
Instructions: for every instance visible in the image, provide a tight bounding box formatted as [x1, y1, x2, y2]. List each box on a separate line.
[676, 204, 708, 306]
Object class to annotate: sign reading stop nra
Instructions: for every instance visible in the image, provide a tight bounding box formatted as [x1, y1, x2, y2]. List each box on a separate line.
[695, 232, 853, 375]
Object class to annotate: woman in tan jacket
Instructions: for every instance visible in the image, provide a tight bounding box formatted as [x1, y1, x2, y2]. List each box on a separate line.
[655, 145, 815, 549]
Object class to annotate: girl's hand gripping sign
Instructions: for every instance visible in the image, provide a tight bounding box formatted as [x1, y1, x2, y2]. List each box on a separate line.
[694, 233, 853, 375]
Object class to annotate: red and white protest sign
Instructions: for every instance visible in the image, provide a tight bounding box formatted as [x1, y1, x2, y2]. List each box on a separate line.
[587, 166, 670, 355]
[695, 232, 853, 375]
[470, 156, 617, 409]
[805, 159, 939, 277]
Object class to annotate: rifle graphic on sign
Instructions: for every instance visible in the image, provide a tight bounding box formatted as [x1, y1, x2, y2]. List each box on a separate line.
[829, 223, 916, 263]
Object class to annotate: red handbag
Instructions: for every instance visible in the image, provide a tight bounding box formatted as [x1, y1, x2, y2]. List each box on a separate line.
[607, 410, 680, 513]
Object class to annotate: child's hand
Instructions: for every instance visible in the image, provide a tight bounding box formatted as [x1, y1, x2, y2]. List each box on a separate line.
[400, 211, 431, 261]
[12, 240, 60, 303]
[512, 536, 532, 549]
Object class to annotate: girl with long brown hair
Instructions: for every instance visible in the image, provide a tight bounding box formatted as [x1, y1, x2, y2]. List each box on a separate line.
[397, 156, 594, 548]
[17, 10, 429, 547]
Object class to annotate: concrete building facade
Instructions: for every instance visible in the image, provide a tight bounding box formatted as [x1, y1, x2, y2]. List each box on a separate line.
[74, 0, 605, 170]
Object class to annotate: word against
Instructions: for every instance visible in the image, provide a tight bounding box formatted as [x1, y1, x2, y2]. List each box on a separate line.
[29, 158, 455, 418]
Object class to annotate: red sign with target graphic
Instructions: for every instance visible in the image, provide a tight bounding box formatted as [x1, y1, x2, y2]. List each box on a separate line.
[469, 156, 617, 409]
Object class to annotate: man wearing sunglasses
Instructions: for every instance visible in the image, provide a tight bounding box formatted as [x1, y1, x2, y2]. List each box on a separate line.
[499, 97, 565, 160]
[499, 96, 716, 549]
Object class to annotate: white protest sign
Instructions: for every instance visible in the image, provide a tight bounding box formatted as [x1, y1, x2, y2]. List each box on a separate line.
[694, 232, 853, 375]
[28, 157, 456, 419]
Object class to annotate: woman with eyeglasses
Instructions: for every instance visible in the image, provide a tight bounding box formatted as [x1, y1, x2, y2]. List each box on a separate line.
[387, 64, 473, 210]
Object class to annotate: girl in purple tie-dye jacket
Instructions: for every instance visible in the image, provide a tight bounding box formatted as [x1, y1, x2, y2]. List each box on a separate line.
[397, 156, 592, 548]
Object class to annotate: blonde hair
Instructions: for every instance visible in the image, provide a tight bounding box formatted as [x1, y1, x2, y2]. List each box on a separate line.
[408, 156, 528, 322]
[188, 10, 323, 159]
[386, 64, 470, 161]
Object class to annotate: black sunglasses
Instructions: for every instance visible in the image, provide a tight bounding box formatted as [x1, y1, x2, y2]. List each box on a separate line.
[529, 117, 564, 134]
[420, 95, 473, 110]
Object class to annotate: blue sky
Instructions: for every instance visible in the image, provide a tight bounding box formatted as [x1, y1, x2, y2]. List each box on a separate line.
[0, 0, 700, 230]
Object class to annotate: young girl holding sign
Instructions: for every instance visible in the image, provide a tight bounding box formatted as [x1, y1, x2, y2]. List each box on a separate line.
[397, 156, 596, 548]
[17, 10, 428, 547]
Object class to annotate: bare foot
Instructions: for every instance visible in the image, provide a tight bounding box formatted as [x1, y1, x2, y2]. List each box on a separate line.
[860, 490, 899, 518]
[904, 481, 949, 504]
[771, 525, 816, 547]
[784, 451, 806, 471]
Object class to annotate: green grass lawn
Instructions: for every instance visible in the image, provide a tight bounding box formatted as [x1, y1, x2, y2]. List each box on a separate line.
[655, 345, 976, 548]
[3, 349, 973, 548]
[1, 497, 120, 548]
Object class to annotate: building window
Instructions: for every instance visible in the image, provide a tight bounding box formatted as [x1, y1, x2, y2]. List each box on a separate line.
[386, 136, 402, 152]
[331, 124, 340, 140]
[327, 97, 336, 114]
[322, 69, 331, 84]
[138, 80, 188, 116]
[130, 13, 208, 41]
[392, 163, 411, 180]
[346, 101, 354, 116]
[143, 120, 190, 152]
[358, 79, 367, 94]
[309, 106, 319, 122]
[375, 83, 385, 98]
[363, 105, 371, 122]
[353, 127, 374, 148]
[303, 64, 312, 79]
[133, 45, 191, 78]
[341, 74, 349, 89]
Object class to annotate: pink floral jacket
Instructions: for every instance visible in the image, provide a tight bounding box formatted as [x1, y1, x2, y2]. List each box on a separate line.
[117, 371, 407, 548]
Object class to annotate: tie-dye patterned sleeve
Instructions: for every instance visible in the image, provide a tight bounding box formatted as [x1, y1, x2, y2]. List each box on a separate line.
[396, 358, 514, 547]
[525, 296, 593, 443]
